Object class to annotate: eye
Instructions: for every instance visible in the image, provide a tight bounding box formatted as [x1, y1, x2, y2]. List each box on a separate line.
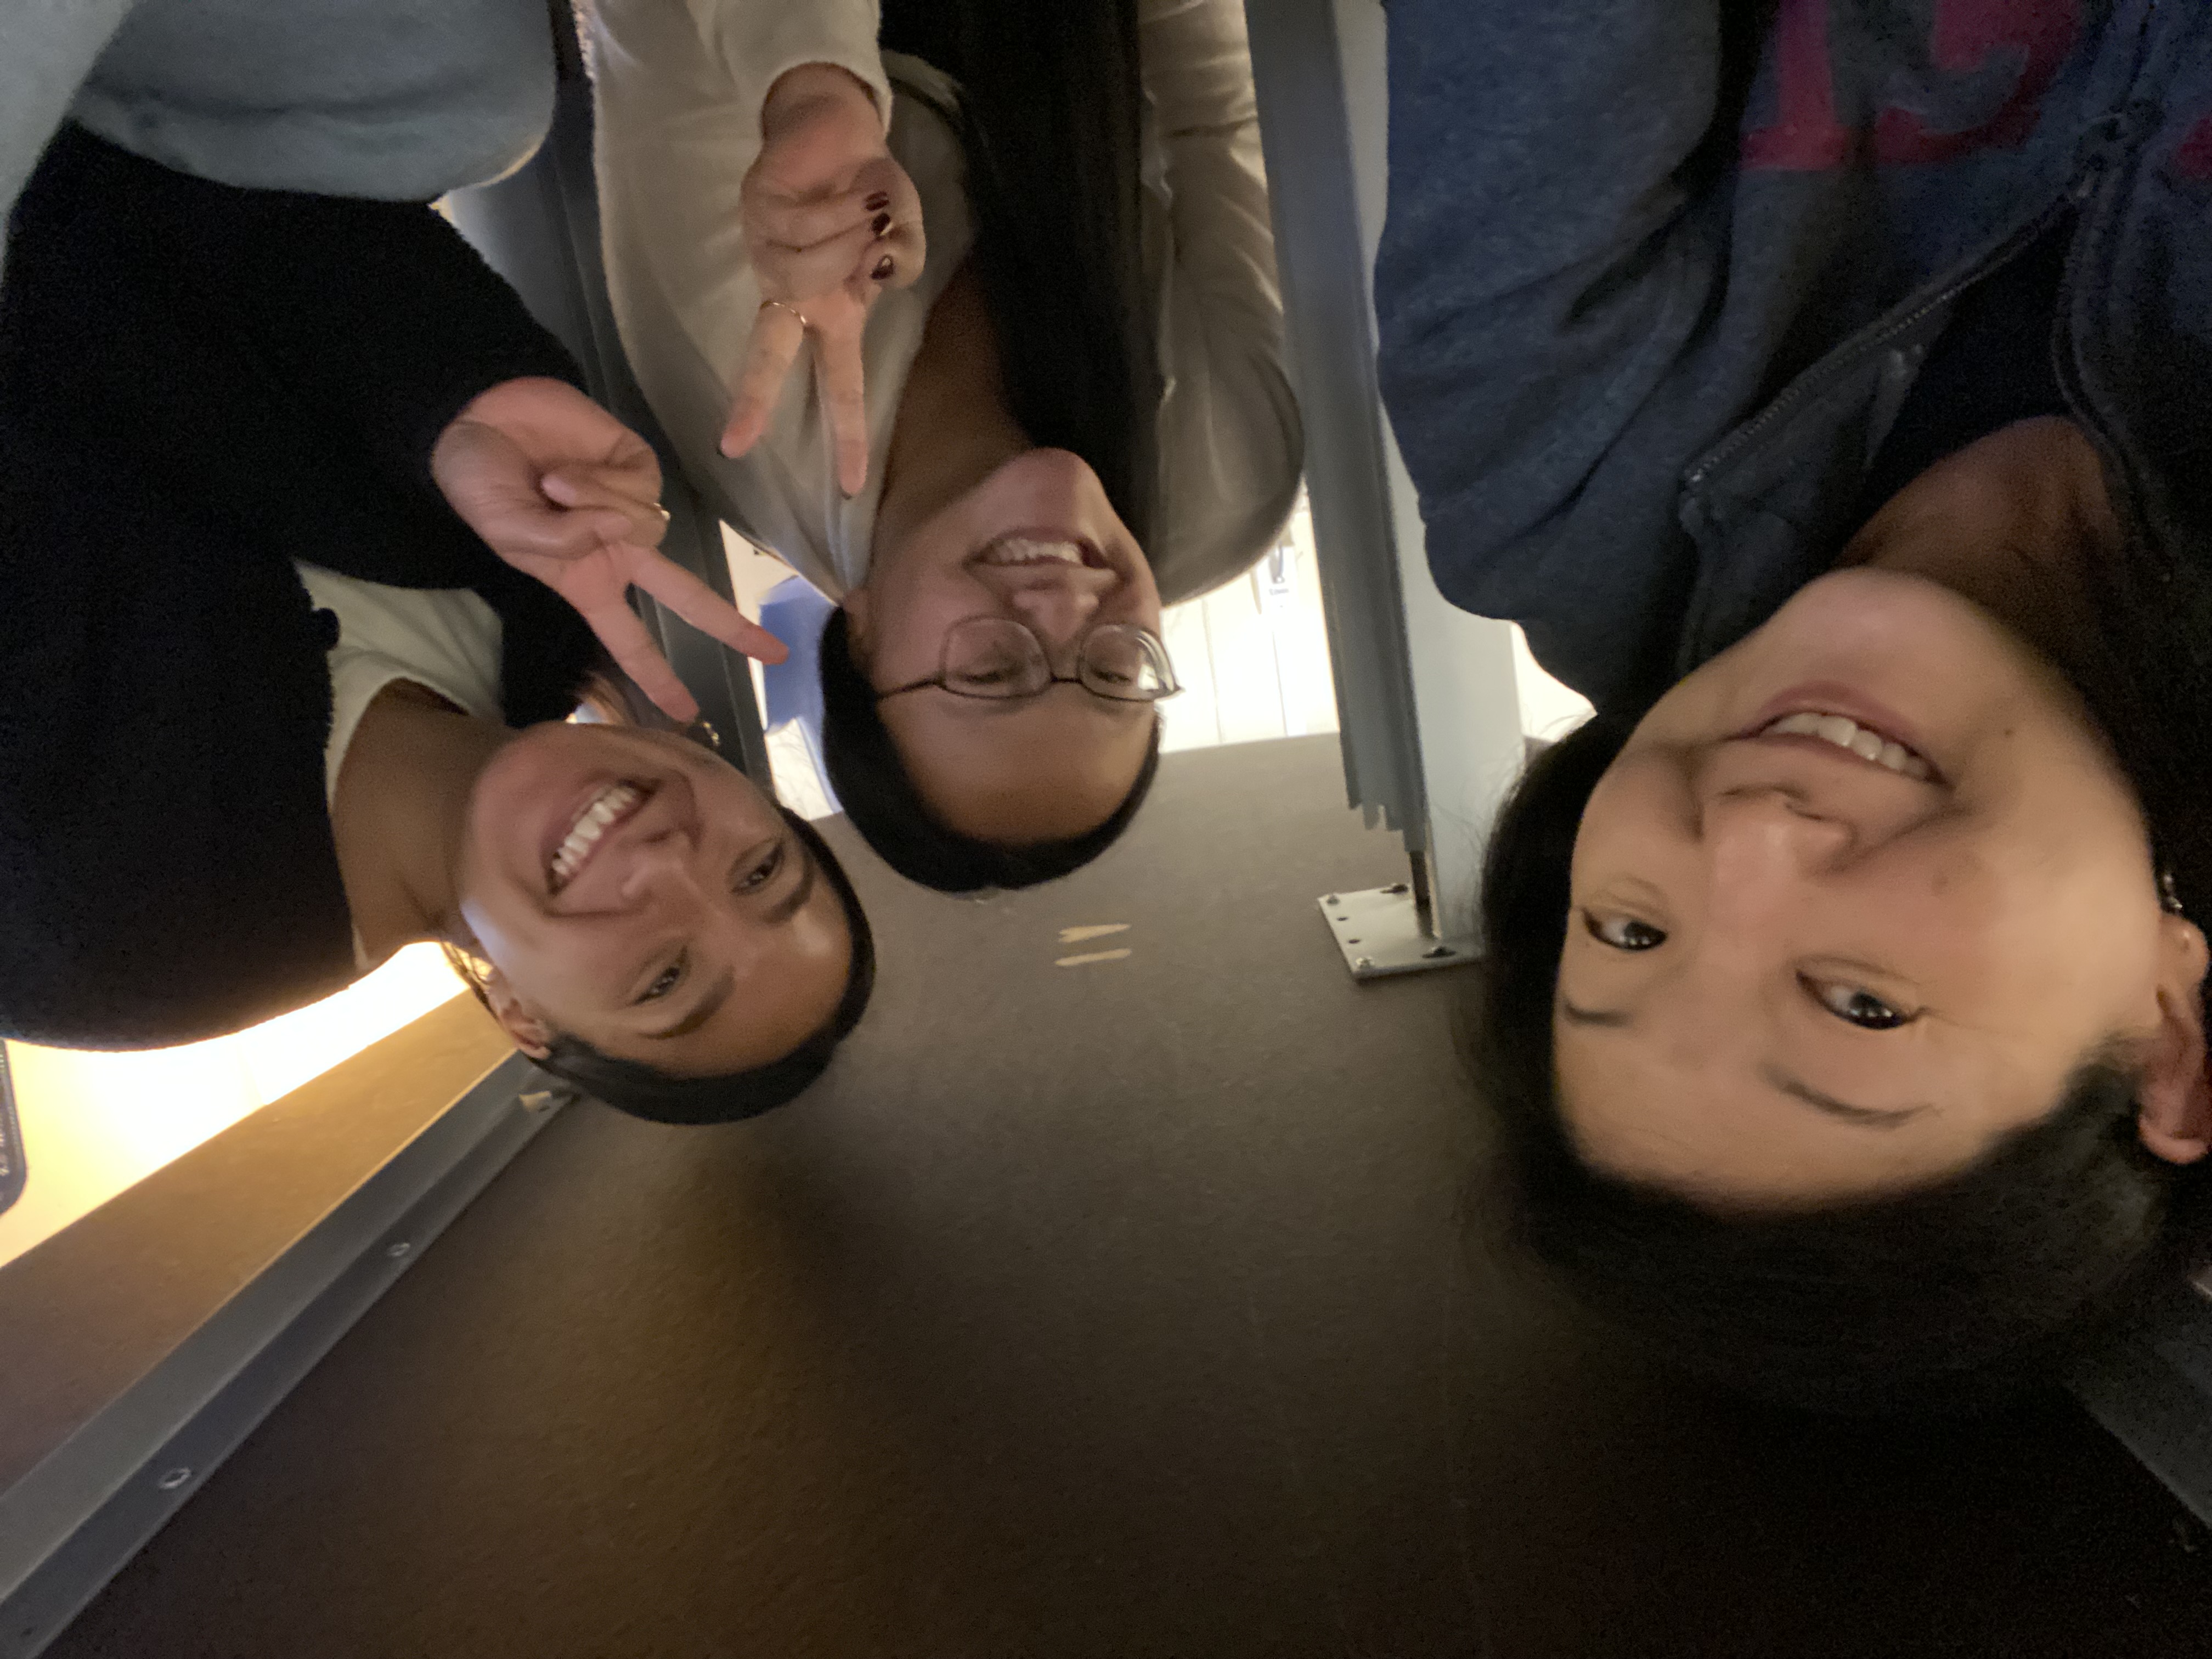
[950, 652, 1028, 691]
[1804, 977, 1917, 1030]
[635, 953, 686, 1005]
[733, 842, 786, 894]
[1583, 910, 1667, 951]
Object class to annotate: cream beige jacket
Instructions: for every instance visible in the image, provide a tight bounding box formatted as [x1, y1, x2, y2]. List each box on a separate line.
[588, 0, 1300, 605]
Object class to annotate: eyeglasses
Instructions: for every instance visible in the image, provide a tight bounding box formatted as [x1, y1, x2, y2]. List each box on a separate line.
[876, 618, 1182, 704]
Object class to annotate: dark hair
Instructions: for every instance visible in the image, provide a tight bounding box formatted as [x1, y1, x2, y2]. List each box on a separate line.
[449, 809, 876, 1125]
[828, 0, 1161, 893]
[818, 607, 1161, 892]
[877, 0, 1158, 541]
[1474, 715, 2209, 1414]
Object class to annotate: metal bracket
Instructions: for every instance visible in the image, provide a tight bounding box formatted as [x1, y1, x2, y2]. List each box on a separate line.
[1317, 885, 1479, 981]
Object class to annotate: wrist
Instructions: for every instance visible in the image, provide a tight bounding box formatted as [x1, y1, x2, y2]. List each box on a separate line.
[450, 376, 572, 430]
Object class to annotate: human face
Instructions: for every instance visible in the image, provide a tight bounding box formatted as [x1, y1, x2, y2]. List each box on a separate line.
[456, 723, 851, 1076]
[1555, 568, 2209, 1206]
[850, 449, 1163, 843]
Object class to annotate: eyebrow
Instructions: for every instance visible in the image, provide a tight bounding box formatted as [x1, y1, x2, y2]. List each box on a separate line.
[927, 687, 1145, 719]
[764, 841, 819, 925]
[1558, 1002, 1931, 1125]
[1560, 1001, 1633, 1029]
[644, 841, 818, 1040]
[1761, 1065, 1931, 1126]
[646, 968, 735, 1042]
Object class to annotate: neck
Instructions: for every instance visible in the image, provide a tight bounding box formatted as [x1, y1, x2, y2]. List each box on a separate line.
[874, 259, 1032, 566]
[1842, 417, 2121, 669]
[330, 682, 513, 962]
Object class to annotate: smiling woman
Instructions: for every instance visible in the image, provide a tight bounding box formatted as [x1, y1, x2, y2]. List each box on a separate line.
[589, 0, 1300, 891]
[1471, 431, 2212, 1412]
[0, 121, 871, 1121]
[1553, 562, 2210, 1207]
[1374, 0, 2212, 1412]
[447, 791, 874, 1126]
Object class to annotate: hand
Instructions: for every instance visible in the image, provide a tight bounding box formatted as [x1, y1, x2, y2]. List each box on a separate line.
[431, 377, 789, 724]
[723, 63, 926, 495]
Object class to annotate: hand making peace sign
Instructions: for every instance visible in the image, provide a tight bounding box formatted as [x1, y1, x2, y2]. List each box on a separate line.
[719, 63, 926, 497]
[431, 376, 789, 725]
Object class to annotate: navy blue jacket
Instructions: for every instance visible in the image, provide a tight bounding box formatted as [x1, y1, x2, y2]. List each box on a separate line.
[0, 127, 598, 1048]
[1377, 0, 2212, 710]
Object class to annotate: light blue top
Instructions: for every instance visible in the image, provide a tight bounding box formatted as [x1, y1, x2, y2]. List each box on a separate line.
[2, 0, 554, 280]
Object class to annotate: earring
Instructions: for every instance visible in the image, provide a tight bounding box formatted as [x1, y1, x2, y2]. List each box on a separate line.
[2162, 870, 2186, 917]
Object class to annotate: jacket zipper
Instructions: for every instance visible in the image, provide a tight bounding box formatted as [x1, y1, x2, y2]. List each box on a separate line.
[1680, 203, 2070, 496]
[1680, 106, 2154, 499]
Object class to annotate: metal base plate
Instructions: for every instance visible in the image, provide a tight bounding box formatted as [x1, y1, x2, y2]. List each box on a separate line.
[1317, 886, 1479, 981]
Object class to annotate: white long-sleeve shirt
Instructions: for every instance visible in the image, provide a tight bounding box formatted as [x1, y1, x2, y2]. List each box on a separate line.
[587, 0, 1301, 605]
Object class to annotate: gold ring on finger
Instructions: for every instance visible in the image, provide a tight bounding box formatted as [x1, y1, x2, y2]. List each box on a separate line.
[760, 298, 809, 328]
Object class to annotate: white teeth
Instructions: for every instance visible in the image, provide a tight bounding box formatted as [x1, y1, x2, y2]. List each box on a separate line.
[980, 538, 1086, 567]
[548, 782, 641, 891]
[1758, 712, 1932, 780]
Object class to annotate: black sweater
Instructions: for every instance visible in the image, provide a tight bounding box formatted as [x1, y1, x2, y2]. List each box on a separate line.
[0, 126, 602, 1048]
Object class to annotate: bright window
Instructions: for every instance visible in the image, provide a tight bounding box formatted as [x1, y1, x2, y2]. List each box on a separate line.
[0, 944, 469, 1269]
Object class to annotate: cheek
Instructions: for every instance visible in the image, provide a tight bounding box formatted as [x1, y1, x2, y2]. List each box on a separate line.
[870, 579, 984, 681]
[458, 899, 550, 995]
[687, 760, 779, 839]
[1571, 757, 1687, 881]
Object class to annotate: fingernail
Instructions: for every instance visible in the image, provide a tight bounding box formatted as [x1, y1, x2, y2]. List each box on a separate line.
[872, 255, 895, 280]
[871, 212, 891, 237]
[865, 191, 890, 211]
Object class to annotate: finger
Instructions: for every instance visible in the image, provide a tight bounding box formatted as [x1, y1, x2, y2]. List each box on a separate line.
[759, 219, 881, 301]
[579, 597, 702, 724]
[856, 229, 922, 294]
[541, 466, 662, 527]
[815, 329, 871, 498]
[721, 306, 808, 459]
[623, 549, 793, 665]
[541, 468, 669, 550]
[853, 159, 926, 288]
[758, 185, 890, 252]
[472, 495, 618, 566]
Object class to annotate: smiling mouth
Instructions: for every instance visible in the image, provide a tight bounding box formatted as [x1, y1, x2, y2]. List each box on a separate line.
[974, 534, 1108, 571]
[548, 781, 648, 893]
[1753, 711, 1935, 781]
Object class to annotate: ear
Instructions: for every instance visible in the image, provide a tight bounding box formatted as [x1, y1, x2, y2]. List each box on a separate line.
[2137, 916, 2212, 1165]
[475, 962, 556, 1062]
[841, 589, 873, 661]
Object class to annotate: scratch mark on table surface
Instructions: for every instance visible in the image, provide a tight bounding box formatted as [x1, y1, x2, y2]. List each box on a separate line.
[1054, 948, 1134, 968]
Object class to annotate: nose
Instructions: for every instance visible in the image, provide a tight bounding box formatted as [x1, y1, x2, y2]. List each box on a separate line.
[1699, 787, 1853, 933]
[615, 826, 704, 908]
[1007, 576, 1104, 650]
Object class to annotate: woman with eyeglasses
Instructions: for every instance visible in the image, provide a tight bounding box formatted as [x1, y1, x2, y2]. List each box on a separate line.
[588, 0, 1301, 890]
[1374, 0, 2212, 1411]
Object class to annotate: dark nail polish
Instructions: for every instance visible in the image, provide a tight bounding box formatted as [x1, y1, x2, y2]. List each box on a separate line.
[872, 256, 895, 281]
[871, 212, 891, 237]
[865, 191, 890, 211]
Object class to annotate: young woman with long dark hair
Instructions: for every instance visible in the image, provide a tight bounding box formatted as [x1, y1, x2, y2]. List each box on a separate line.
[1, 124, 873, 1124]
[1374, 0, 2212, 1409]
[588, 0, 1301, 890]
